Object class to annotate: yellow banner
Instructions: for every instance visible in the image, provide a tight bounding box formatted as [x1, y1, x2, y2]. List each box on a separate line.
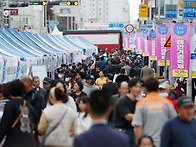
[143, 53, 149, 56]
[177, 37, 184, 39]
[150, 56, 157, 61]
[124, 48, 132, 51]
[191, 71, 196, 78]
[136, 49, 142, 52]
[139, 4, 148, 18]
[158, 60, 170, 66]
[173, 70, 188, 77]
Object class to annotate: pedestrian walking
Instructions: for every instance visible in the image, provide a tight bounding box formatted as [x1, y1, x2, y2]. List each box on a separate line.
[113, 78, 142, 147]
[0, 80, 38, 147]
[38, 87, 76, 147]
[161, 96, 196, 147]
[132, 77, 177, 147]
[73, 89, 130, 147]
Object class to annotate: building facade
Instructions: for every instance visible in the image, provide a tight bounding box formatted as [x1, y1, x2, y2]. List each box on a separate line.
[80, 0, 130, 29]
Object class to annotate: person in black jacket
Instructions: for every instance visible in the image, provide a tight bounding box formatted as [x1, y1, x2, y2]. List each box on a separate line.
[115, 68, 130, 86]
[33, 76, 47, 109]
[21, 76, 42, 119]
[70, 81, 87, 111]
[102, 74, 118, 97]
[0, 80, 38, 147]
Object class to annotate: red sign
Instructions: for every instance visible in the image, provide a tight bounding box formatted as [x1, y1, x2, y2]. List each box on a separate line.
[4, 9, 18, 15]
[164, 35, 171, 47]
[125, 24, 134, 33]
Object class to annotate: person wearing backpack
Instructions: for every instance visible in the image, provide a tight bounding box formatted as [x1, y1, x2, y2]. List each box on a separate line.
[0, 80, 38, 147]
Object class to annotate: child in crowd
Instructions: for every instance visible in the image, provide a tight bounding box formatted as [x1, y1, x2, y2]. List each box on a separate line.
[75, 96, 92, 135]
[137, 136, 155, 147]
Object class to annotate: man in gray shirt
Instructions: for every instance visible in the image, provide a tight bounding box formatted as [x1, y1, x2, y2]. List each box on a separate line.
[132, 77, 177, 147]
[140, 62, 153, 81]
[82, 75, 99, 97]
[124, 61, 131, 76]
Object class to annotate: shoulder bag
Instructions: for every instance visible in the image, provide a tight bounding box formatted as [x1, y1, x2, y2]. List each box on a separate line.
[39, 108, 68, 147]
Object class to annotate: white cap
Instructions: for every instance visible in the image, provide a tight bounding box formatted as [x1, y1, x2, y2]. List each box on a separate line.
[159, 83, 170, 90]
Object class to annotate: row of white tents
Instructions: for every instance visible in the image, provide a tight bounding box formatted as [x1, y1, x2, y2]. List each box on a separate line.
[0, 29, 98, 83]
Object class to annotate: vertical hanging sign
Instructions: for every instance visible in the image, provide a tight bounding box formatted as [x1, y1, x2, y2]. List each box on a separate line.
[156, 24, 170, 66]
[148, 30, 157, 60]
[136, 32, 143, 53]
[171, 23, 190, 78]
[142, 32, 149, 56]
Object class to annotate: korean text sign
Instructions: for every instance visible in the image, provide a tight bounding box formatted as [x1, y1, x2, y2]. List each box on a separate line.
[165, 4, 177, 19]
[183, 0, 196, 19]
[171, 23, 190, 78]
[156, 24, 170, 66]
[148, 30, 157, 60]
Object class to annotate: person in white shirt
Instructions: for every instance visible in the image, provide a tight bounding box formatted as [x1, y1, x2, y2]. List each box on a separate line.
[75, 96, 92, 135]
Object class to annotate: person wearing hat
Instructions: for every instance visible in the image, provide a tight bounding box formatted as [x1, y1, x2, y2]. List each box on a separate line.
[158, 83, 178, 112]
[82, 75, 99, 97]
[43, 77, 52, 102]
[161, 96, 196, 147]
[58, 69, 67, 81]
[137, 55, 143, 67]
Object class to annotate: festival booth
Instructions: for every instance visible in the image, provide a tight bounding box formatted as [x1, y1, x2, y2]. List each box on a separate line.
[0, 29, 98, 83]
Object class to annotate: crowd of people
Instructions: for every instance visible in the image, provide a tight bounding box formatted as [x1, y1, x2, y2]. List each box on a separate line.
[0, 50, 195, 147]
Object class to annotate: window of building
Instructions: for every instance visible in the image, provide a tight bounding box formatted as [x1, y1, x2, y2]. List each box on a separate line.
[60, 8, 71, 14]
[23, 18, 28, 24]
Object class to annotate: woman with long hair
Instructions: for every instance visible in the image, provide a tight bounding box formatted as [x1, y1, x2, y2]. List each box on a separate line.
[75, 96, 92, 135]
[70, 81, 87, 111]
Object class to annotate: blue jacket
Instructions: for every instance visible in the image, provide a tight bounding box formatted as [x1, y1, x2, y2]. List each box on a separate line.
[73, 123, 130, 147]
[98, 60, 107, 70]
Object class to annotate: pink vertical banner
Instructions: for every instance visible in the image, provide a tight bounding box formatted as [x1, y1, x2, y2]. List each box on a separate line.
[123, 32, 129, 50]
[148, 30, 157, 60]
[171, 23, 190, 78]
[142, 32, 149, 56]
[156, 24, 170, 66]
[136, 32, 143, 53]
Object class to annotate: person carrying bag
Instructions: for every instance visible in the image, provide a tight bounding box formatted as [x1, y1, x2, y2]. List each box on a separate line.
[38, 87, 77, 147]
[1, 101, 26, 147]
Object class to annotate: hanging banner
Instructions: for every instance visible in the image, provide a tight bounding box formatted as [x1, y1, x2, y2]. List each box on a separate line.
[123, 33, 130, 50]
[142, 32, 149, 56]
[171, 23, 190, 78]
[191, 23, 196, 77]
[0, 56, 4, 83]
[148, 30, 157, 60]
[191, 53, 196, 78]
[136, 32, 142, 53]
[18, 58, 31, 79]
[129, 33, 136, 52]
[156, 24, 171, 66]
[3, 57, 18, 83]
[192, 23, 196, 53]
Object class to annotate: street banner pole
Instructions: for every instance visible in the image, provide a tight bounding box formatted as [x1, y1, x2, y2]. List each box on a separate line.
[187, 21, 193, 97]
[164, 49, 171, 80]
